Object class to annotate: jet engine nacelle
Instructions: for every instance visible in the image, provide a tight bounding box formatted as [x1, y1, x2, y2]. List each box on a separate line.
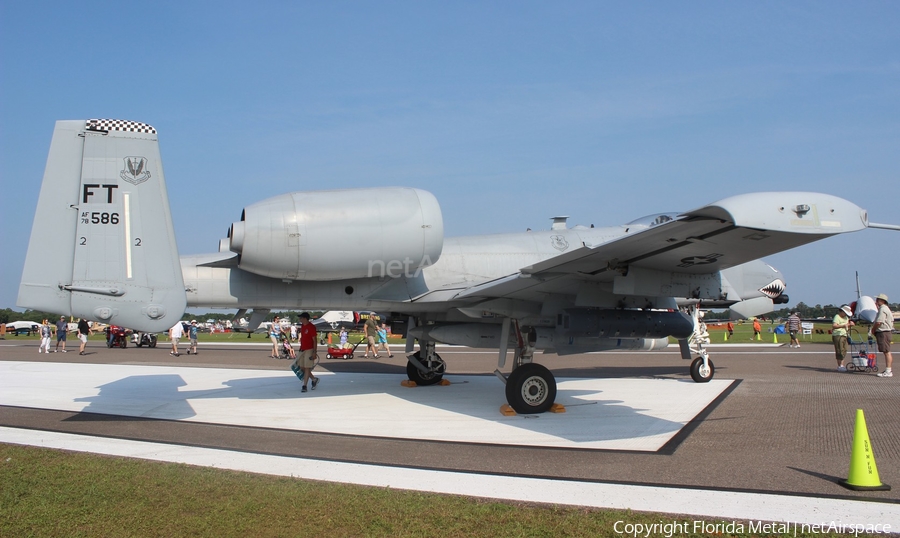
[228, 187, 443, 281]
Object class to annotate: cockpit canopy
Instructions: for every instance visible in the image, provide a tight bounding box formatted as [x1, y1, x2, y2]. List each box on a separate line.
[625, 213, 679, 228]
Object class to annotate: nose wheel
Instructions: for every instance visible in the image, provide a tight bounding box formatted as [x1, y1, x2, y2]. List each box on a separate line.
[690, 356, 715, 382]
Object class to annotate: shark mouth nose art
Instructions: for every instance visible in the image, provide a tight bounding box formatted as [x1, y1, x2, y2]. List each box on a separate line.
[759, 279, 786, 298]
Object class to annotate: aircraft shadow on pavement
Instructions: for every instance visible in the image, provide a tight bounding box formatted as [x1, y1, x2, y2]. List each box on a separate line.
[782, 364, 843, 374]
[66, 369, 716, 448]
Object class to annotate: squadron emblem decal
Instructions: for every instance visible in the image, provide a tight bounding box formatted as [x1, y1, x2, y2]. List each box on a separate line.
[550, 235, 569, 252]
[120, 157, 151, 185]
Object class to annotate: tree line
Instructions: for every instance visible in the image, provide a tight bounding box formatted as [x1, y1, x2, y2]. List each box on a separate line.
[703, 301, 899, 321]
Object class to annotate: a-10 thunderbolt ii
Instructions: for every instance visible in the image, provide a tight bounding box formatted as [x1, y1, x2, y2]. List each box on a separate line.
[18, 119, 897, 414]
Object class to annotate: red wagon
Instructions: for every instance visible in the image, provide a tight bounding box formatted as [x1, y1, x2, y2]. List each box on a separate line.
[324, 338, 365, 360]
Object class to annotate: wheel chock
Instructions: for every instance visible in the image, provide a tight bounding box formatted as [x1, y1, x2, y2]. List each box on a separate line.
[500, 403, 565, 416]
[401, 379, 451, 388]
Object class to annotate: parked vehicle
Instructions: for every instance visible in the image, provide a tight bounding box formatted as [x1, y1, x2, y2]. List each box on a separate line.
[5, 321, 40, 336]
[131, 332, 159, 348]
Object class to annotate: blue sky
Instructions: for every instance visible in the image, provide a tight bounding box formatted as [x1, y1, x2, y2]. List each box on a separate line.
[1, 1, 898, 311]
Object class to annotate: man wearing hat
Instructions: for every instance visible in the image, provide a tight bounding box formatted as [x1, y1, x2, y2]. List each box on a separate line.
[873, 294, 894, 378]
[832, 305, 854, 372]
[293, 312, 320, 393]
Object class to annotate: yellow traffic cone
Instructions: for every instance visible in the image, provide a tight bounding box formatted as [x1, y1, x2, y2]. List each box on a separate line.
[840, 409, 891, 491]
[773, 332, 778, 344]
[724, 331, 728, 342]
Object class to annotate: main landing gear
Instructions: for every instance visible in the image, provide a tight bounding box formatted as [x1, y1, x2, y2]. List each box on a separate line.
[403, 318, 558, 414]
[499, 320, 557, 414]
[406, 340, 446, 386]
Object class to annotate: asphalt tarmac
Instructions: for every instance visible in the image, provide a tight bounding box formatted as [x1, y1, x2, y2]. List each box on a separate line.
[1, 337, 898, 511]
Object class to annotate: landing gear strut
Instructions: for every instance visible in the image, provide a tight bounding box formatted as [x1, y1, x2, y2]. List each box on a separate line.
[406, 340, 446, 386]
[501, 321, 557, 414]
[681, 304, 715, 383]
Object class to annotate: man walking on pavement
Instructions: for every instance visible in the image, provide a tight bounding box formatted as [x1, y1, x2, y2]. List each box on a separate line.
[873, 294, 894, 378]
[787, 312, 802, 348]
[293, 312, 320, 393]
[54, 316, 68, 353]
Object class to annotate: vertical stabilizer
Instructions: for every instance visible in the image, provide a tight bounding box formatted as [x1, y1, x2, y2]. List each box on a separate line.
[17, 119, 186, 331]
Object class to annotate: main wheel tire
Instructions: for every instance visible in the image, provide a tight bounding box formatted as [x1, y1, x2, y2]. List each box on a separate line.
[690, 357, 715, 382]
[406, 351, 445, 386]
[505, 363, 557, 414]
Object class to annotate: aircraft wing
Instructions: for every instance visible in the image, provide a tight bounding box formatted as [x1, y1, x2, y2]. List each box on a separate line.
[452, 192, 868, 302]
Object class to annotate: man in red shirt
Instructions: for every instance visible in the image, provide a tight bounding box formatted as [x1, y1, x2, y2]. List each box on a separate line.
[293, 312, 320, 392]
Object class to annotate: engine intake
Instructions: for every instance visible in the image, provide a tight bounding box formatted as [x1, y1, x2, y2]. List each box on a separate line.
[229, 187, 443, 281]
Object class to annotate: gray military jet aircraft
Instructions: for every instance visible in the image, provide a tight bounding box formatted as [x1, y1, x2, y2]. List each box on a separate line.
[18, 119, 896, 413]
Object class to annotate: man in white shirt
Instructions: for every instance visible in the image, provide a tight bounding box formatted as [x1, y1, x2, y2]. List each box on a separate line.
[169, 321, 184, 357]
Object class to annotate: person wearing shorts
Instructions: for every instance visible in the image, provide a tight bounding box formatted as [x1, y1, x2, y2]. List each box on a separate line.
[364, 314, 379, 358]
[873, 294, 894, 378]
[169, 321, 184, 357]
[786, 312, 802, 348]
[55, 316, 68, 352]
[269, 316, 282, 359]
[294, 312, 319, 392]
[187, 320, 199, 355]
[377, 323, 394, 358]
[77, 318, 91, 355]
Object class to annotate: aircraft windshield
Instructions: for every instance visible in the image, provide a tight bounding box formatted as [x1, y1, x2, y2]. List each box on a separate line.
[626, 213, 679, 228]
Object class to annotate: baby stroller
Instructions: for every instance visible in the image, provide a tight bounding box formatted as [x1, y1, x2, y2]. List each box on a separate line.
[846, 328, 878, 373]
[277, 333, 296, 360]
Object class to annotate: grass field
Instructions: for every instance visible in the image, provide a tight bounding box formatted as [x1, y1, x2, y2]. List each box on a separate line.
[0, 444, 859, 538]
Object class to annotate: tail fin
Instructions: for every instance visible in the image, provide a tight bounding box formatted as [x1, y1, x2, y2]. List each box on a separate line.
[17, 119, 186, 332]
